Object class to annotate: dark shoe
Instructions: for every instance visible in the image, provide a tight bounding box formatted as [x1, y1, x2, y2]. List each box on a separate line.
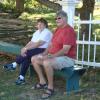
[3, 63, 16, 71]
[31, 83, 47, 89]
[15, 78, 25, 85]
[41, 88, 54, 99]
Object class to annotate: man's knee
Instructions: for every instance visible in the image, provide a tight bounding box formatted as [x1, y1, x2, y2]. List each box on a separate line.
[31, 56, 42, 65]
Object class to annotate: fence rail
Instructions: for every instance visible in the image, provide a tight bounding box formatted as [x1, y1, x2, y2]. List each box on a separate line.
[74, 20, 100, 24]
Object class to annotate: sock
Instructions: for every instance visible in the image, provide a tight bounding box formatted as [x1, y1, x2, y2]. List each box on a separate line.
[12, 62, 17, 68]
[19, 75, 24, 80]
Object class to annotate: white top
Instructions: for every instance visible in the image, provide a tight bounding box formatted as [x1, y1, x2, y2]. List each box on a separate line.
[31, 28, 52, 48]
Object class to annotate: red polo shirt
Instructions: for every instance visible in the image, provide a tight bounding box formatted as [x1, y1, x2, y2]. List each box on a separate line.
[48, 25, 76, 59]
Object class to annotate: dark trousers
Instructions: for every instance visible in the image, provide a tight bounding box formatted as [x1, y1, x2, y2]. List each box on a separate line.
[15, 48, 45, 77]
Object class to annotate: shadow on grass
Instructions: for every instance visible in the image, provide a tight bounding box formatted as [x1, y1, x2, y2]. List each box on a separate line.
[0, 56, 100, 100]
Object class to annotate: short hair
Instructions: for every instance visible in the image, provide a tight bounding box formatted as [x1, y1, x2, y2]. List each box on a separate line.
[56, 10, 68, 20]
[37, 18, 48, 28]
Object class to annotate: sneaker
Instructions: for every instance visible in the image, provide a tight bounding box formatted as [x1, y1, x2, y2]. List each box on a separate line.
[15, 77, 25, 85]
[3, 64, 16, 71]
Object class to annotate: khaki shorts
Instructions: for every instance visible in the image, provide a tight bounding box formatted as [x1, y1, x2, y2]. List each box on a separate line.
[52, 56, 75, 70]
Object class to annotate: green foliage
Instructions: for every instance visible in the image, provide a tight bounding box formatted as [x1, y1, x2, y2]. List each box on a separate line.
[24, 0, 53, 14]
[0, 0, 16, 12]
[0, 0, 53, 14]
[3, 0, 15, 5]
[24, 0, 37, 8]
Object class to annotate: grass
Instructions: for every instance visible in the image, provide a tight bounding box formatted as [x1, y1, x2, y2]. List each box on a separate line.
[19, 12, 56, 31]
[19, 7, 100, 30]
[0, 55, 100, 100]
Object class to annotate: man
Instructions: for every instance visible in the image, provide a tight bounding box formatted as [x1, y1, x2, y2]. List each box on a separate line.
[31, 10, 76, 99]
[3, 18, 53, 85]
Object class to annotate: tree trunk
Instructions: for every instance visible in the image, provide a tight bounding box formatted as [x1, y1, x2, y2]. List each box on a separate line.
[16, 0, 24, 13]
[76, 0, 95, 36]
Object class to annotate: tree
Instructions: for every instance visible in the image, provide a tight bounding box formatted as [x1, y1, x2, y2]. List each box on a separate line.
[76, 0, 95, 34]
[36, 0, 62, 11]
[36, 0, 95, 35]
[15, 0, 61, 13]
[15, 0, 95, 35]
[16, 0, 24, 13]
[36, 0, 95, 19]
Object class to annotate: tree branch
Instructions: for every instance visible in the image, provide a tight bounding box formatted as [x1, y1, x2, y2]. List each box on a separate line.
[36, 0, 62, 11]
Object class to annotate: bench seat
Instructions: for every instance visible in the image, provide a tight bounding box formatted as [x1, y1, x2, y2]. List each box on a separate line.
[29, 65, 86, 95]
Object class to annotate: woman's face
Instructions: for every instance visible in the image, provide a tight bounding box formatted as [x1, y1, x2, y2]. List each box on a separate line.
[36, 22, 46, 30]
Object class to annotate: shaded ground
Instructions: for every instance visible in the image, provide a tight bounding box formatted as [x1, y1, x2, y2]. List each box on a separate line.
[0, 54, 100, 100]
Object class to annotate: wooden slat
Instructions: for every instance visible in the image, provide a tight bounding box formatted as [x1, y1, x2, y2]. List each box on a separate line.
[0, 18, 24, 25]
[0, 30, 33, 38]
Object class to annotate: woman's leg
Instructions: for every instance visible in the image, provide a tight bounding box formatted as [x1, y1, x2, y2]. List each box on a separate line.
[31, 56, 46, 84]
[19, 48, 45, 77]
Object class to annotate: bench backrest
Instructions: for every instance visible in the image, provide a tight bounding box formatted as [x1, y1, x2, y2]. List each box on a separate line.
[74, 14, 100, 68]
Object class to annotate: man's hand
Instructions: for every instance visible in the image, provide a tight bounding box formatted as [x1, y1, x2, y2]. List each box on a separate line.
[38, 54, 53, 60]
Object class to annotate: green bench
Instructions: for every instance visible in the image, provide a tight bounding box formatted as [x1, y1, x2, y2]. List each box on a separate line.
[0, 41, 23, 55]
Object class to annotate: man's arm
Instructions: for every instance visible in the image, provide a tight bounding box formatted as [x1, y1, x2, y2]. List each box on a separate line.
[51, 45, 71, 57]
[42, 43, 52, 55]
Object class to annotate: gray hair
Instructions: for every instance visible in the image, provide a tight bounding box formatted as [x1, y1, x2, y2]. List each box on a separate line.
[56, 10, 68, 19]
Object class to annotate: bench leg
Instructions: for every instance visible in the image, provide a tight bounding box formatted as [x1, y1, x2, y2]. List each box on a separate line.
[72, 74, 79, 92]
[66, 74, 80, 95]
[29, 65, 35, 78]
[66, 77, 73, 95]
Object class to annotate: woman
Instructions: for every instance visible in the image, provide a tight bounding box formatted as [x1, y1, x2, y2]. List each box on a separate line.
[3, 18, 53, 85]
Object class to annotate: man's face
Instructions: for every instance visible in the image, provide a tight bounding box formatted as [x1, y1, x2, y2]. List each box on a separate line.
[55, 16, 65, 27]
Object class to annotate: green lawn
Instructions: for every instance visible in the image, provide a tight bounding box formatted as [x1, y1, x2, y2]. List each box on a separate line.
[0, 55, 100, 100]
[19, 8, 100, 32]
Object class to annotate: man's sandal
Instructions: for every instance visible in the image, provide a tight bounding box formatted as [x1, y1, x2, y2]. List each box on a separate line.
[41, 88, 54, 99]
[31, 83, 47, 89]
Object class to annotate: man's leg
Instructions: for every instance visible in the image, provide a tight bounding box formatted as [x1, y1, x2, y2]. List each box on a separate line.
[41, 58, 55, 99]
[41, 56, 75, 99]
[43, 59, 54, 90]
[43, 56, 75, 89]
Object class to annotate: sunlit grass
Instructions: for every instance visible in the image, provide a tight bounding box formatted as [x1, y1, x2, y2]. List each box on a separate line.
[0, 60, 100, 100]
[93, 8, 100, 20]
[19, 8, 100, 30]
[19, 12, 56, 31]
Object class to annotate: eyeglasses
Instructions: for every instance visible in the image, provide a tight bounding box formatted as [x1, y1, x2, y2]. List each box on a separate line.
[55, 17, 62, 20]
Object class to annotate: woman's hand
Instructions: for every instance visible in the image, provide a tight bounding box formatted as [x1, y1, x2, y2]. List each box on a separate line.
[21, 47, 27, 57]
